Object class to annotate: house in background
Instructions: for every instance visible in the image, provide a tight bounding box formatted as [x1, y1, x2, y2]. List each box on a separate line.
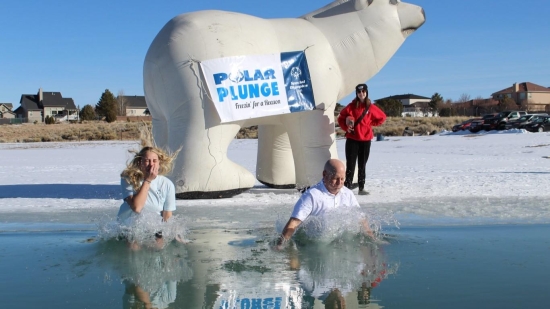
[450, 98, 499, 116]
[15, 88, 77, 122]
[120, 95, 148, 116]
[0, 103, 15, 119]
[376, 94, 434, 117]
[491, 82, 550, 112]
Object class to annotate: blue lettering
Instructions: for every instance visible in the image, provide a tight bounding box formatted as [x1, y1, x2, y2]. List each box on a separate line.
[216, 69, 276, 86]
[271, 82, 280, 96]
[217, 82, 279, 102]
[241, 299, 250, 309]
[229, 86, 239, 100]
[274, 297, 282, 309]
[263, 69, 276, 80]
[238, 85, 248, 99]
[262, 298, 274, 309]
[251, 299, 262, 309]
[253, 70, 264, 81]
[248, 84, 259, 98]
[214, 73, 228, 85]
[219, 300, 228, 309]
[244, 70, 254, 82]
[260, 83, 271, 96]
[217, 88, 228, 102]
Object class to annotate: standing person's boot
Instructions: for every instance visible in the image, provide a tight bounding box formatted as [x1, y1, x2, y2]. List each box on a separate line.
[358, 186, 369, 195]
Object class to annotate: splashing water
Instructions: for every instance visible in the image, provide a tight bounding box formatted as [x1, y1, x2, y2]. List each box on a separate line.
[96, 210, 189, 249]
[275, 207, 399, 243]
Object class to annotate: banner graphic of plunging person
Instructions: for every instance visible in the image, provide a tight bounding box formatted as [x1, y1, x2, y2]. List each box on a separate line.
[201, 51, 315, 123]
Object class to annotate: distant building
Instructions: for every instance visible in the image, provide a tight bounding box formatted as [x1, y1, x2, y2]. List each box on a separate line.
[451, 98, 499, 117]
[376, 94, 434, 117]
[14, 88, 77, 122]
[491, 82, 550, 113]
[0, 103, 15, 119]
[120, 95, 148, 116]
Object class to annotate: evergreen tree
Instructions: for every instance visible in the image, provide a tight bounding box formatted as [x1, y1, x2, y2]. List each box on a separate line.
[375, 98, 403, 117]
[45, 115, 55, 124]
[80, 104, 96, 121]
[96, 89, 118, 123]
[429, 93, 443, 115]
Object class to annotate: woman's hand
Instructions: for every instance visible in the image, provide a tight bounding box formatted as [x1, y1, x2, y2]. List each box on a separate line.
[144, 164, 159, 182]
[346, 116, 355, 133]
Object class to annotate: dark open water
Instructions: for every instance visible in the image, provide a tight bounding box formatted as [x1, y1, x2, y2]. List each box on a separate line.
[1, 224, 549, 309]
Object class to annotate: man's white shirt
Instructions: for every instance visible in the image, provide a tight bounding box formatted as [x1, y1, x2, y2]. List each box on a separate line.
[291, 180, 360, 222]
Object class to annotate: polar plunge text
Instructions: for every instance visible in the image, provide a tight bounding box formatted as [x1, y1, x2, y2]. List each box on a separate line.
[213, 69, 280, 103]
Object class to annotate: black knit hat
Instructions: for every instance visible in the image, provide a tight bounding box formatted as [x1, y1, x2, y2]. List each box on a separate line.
[355, 84, 368, 92]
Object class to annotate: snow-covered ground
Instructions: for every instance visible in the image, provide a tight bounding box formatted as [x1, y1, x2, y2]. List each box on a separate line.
[1, 130, 549, 227]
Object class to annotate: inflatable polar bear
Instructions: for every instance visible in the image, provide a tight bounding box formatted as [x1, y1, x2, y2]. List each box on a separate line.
[144, 0, 425, 199]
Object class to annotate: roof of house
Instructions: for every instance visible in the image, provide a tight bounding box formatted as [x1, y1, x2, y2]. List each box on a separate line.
[18, 90, 76, 110]
[0, 103, 13, 110]
[19, 95, 41, 110]
[62, 98, 77, 110]
[492, 82, 550, 95]
[376, 94, 431, 101]
[0, 110, 16, 116]
[41, 92, 66, 107]
[122, 95, 147, 108]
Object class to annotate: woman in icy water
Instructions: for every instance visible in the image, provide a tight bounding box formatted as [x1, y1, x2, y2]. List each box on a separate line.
[117, 145, 179, 249]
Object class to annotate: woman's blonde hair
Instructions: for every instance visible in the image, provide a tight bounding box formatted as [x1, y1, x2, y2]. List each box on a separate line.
[121, 123, 179, 190]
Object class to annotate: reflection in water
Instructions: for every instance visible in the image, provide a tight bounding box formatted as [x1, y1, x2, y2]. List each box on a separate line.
[94, 228, 396, 309]
[207, 230, 397, 309]
[97, 241, 193, 309]
[291, 239, 396, 308]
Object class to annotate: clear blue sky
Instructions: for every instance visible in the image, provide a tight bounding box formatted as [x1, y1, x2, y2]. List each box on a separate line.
[1, 0, 549, 109]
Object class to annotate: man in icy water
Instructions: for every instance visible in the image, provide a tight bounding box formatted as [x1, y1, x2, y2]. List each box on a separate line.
[277, 159, 373, 247]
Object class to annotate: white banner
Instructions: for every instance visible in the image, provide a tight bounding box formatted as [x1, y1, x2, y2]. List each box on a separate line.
[200, 52, 315, 123]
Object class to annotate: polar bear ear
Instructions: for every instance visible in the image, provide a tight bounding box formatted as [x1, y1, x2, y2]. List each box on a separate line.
[354, 0, 373, 11]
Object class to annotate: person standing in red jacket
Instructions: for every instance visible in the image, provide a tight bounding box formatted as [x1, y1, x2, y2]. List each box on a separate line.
[337, 84, 386, 195]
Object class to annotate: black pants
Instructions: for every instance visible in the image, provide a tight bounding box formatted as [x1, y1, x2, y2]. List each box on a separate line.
[344, 139, 371, 190]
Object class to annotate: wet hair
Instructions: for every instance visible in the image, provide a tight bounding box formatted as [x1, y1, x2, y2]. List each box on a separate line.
[121, 146, 177, 191]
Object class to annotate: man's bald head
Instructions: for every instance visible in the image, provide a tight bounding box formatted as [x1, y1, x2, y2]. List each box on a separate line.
[324, 159, 345, 175]
[323, 159, 346, 194]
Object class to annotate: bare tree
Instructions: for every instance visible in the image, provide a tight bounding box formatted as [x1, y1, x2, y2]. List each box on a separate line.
[497, 97, 518, 112]
[117, 90, 128, 116]
[456, 93, 471, 103]
[519, 99, 528, 111]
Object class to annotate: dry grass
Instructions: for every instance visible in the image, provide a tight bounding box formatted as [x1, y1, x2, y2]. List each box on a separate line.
[373, 116, 471, 137]
[0, 121, 143, 143]
[0, 116, 470, 143]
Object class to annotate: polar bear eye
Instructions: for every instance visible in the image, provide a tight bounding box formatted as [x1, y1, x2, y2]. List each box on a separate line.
[389, 0, 399, 4]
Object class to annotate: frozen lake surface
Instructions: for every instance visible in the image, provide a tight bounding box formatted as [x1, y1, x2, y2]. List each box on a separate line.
[1, 131, 550, 308]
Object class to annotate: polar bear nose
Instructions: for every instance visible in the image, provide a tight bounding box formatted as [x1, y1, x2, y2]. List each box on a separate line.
[398, 3, 426, 38]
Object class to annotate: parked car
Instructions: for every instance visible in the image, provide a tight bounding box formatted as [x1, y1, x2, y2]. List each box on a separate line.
[468, 120, 485, 133]
[452, 118, 481, 132]
[505, 113, 548, 129]
[482, 111, 527, 131]
[469, 113, 498, 133]
[524, 116, 550, 132]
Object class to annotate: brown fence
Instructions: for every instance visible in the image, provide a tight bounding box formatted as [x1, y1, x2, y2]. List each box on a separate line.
[117, 116, 152, 122]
